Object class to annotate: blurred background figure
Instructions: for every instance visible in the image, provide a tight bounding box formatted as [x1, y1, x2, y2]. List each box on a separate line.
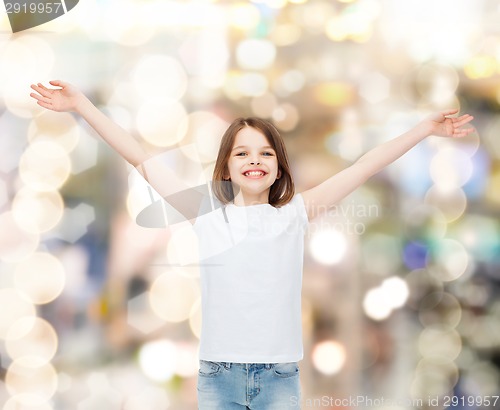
[0, 0, 499, 409]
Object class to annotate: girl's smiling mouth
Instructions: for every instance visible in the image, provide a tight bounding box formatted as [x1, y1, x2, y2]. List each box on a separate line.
[243, 169, 267, 178]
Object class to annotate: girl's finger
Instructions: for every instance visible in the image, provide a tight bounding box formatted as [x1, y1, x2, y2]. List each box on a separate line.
[49, 80, 67, 88]
[32, 84, 52, 98]
[452, 114, 473, 122]
[37, 83, 51, 91]
[454, 116, 474, 127]
[37, 101, 53, 110]
[441, 108, 459, 117]
[454, 128, 473, 137]
[30, 92, 51, 104]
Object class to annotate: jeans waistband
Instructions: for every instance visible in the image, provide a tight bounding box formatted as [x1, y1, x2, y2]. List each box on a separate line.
[215, 362, 274, 370]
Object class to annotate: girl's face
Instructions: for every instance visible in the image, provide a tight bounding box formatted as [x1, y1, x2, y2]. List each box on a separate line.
[226, 126, 280, 204]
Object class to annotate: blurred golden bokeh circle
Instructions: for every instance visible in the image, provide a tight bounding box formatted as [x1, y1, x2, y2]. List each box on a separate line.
[149, 270, 201, 323]
[5, 358, 58, 403]
[0, 289, 36, 340]
[0, 212, 40, 263]
[3, 394, 53, 410]
[12, 188, 64, 234]
[18, 141, 72, 192]
[28, 111, 80, 154]
[6, 317, 59, 365]
[14, 252, 66, 305]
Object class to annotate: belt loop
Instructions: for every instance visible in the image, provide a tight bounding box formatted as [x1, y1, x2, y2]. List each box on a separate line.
[265, 363, 272, 370]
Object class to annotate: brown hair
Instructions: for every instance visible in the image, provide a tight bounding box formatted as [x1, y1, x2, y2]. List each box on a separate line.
[212, 117, 295, 207]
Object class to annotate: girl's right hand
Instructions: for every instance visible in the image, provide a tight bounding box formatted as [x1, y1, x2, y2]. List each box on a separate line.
[30, 80, 85, 113]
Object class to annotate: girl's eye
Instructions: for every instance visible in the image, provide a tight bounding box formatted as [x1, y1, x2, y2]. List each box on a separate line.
[234, 151, 274, 157]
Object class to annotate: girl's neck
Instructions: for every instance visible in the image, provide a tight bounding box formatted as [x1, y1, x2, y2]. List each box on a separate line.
[232, 192, 270, 207]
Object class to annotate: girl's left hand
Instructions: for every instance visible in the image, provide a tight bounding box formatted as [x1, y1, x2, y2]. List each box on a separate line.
[422, 108, 474, 138]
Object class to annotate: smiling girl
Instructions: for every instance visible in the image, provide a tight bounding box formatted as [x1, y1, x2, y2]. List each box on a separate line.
[30, 80, 474, 409]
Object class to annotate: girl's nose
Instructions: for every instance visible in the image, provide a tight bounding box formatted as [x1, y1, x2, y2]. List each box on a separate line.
[249, 160, 261, 165]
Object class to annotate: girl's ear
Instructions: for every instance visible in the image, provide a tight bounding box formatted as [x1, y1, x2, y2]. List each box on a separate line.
[277, 169, 282, 179]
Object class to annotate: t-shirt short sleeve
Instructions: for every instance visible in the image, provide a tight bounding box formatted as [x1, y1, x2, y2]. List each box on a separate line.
[292, 193, 310, 228]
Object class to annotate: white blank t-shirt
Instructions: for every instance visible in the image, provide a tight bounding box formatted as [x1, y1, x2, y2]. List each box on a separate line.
[193, 194, 309, 363]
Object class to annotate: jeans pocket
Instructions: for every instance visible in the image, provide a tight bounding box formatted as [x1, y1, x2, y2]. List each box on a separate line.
[198, 360, 224, 377]
[272, 362, 299, 378]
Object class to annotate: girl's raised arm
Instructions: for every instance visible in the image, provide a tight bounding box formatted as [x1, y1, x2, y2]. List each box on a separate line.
[301, 109, 474, 220]
[30, 81, 201, 223]
[31, 80, 150, 167]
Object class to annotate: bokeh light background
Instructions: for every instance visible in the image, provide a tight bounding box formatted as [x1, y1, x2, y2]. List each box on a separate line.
[1, 0, 500, 409]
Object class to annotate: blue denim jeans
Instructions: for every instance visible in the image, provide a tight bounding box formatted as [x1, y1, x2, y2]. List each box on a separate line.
[197, 360, 301, 409]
